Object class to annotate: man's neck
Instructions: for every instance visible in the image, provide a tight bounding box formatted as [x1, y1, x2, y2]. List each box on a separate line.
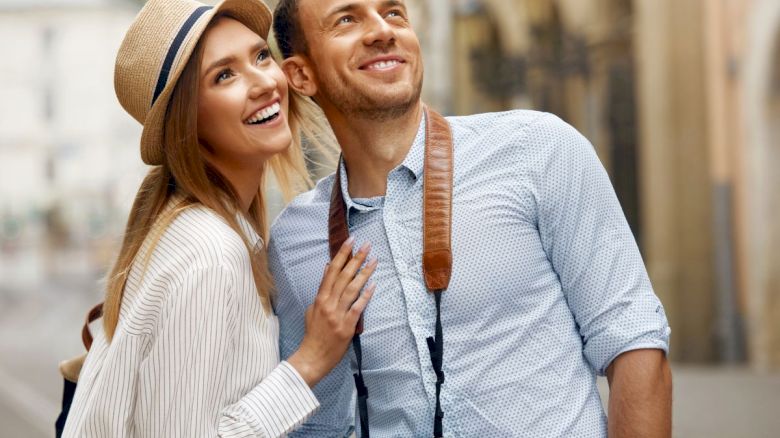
[326, 101, 424, 199]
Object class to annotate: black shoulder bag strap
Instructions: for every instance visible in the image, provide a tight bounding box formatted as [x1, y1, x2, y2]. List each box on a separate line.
[56, 302, 103, 437]
[328, 105, 454, 438]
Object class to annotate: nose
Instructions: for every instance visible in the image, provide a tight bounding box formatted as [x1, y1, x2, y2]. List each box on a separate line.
[362, 12, 396, 48]
[247, 65, 277, 100]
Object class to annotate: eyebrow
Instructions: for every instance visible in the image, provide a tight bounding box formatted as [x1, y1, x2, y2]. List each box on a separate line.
[324, 0, 406, 22]
[382, 0, 405, 9]
[324, 2, 358, 21]
[202, 40, 265, 79]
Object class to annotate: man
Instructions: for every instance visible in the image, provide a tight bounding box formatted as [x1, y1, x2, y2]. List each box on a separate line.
[267, 0, 673, 436]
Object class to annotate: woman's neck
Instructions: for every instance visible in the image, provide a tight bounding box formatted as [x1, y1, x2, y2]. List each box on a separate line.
[208, 157, 264, 213]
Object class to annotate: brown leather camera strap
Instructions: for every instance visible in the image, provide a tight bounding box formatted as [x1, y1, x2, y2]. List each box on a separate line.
[328, 105, 453, 438]
[328, 105, 453, 290]
[81, 303, 103, 350]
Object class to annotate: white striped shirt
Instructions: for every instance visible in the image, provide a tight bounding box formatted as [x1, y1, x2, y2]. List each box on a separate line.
[63, 198, 319, 437]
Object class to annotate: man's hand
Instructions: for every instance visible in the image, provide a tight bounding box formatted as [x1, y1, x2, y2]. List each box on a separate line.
[606, 349, 672, 438]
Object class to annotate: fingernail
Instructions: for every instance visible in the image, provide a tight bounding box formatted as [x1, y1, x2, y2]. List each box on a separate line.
[345, 236, 355, 245]
[368, 256, 378, 266]
[359, 241, 371, 252]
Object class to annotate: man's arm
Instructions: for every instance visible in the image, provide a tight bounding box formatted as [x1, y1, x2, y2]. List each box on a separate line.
[527, 114, 672, 431]
[606, 349, 672, 438]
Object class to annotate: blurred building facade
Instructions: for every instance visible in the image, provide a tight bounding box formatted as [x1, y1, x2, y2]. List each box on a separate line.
[404, 0, 780, 370]
[0, 0, 146, 295]
[1, 0, 778, 371]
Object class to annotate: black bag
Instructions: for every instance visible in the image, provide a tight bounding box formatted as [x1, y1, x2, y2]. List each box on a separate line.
[55, 303, 103, 438]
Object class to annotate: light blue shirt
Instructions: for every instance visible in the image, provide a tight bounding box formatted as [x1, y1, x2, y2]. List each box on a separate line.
[269, 110, 671, 437]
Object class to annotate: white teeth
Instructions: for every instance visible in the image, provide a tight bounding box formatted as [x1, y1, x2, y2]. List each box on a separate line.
[246, 102, 281, 124]
[369, 60, 400, 70]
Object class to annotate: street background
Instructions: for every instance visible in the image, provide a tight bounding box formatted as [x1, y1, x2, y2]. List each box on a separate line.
[1, 0, 779, 436]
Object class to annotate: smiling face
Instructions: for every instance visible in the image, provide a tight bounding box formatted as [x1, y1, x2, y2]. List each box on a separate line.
[196, 17, 290, 172]
[294, 0, 423, 121]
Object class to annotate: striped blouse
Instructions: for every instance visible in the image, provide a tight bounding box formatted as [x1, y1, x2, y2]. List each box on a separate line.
[63, 198, 319, 437]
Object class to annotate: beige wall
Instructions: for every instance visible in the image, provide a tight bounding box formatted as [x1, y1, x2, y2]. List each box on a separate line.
[742, 0, 780, 370]
[634, 0, 717, 362]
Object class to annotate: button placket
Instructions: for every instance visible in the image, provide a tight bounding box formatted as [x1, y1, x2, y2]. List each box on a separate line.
[384, 173, 442, 410]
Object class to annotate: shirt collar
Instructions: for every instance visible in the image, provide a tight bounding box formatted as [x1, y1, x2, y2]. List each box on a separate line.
[337, 157, 383, 211]
[400, 113, 427, 179]
[337, 111, 427, 202]
[336, 113, 426, 225]
[236, 211, 264, 254]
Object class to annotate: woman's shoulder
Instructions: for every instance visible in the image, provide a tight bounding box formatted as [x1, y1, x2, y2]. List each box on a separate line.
[117, 204, 254, 337]
[152, 204, 251, 275]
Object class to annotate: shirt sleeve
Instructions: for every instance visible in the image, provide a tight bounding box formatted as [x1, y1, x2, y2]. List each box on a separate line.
[528, 113, 671, 376]
[268, 235, 356, 437]
[149, 264, 319, 437]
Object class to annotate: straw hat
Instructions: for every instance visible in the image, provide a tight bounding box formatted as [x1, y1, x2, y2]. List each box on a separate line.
[115, 0, 272, 165]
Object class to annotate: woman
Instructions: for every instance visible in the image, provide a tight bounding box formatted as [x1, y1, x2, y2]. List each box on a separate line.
[61, 0, 375, 436]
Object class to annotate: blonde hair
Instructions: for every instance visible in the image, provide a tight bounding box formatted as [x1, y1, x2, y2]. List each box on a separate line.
[103, 18, 337, 341]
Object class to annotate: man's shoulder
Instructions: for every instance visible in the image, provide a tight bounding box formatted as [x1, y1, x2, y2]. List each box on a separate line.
[450, 109, 575, 137]
[446, 109, 549, 130]
[446, 109, 552, 147]
[447, 109, 586, 156]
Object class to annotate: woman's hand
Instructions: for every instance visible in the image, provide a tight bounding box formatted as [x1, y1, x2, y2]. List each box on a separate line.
[287, 237, 377, 387]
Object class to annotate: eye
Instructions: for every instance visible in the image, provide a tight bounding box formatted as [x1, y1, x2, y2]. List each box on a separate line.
[215, 69, 233, 84]
[256, 48, 271, 64]
[337, 15, 354, 25]
[386, 9, 405, 20]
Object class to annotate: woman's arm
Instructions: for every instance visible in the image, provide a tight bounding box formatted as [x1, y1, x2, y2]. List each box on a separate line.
[287, 237, 376, 387]
[146, 239, 375, 437]
[221, 237, 377, 437]
[144, 264, 317, 437]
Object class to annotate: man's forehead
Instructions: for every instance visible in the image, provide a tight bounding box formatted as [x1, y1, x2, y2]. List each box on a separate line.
[298, 0, 407, 21]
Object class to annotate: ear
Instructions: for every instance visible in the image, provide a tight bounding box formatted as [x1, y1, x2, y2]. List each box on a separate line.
[282, 56, 318, 97]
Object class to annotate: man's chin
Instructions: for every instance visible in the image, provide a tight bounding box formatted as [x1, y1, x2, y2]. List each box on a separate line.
[320, 77, 423, 121]
[359, 84, 421, 110]
[353, 96, 418, 121]
[370, 93, 415, 108]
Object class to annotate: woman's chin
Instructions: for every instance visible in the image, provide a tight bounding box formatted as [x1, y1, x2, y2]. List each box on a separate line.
[259, 132, 293, 157]
[235, 126, 291, 160]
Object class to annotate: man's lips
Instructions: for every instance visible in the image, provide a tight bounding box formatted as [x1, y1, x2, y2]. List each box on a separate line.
[359, 56, 406, 71]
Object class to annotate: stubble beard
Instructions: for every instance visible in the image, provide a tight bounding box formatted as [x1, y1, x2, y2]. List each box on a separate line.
[319, 74, 423, 123]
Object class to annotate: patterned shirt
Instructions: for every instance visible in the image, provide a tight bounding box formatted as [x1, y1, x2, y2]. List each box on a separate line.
[269, 110, 671, 437]
[64, 198, 319, 437]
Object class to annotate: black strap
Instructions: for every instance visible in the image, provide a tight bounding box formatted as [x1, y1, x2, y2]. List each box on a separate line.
[352, 336, 370, 438]
[426, 291, 445, 438]
[55, 378, 77, 438]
